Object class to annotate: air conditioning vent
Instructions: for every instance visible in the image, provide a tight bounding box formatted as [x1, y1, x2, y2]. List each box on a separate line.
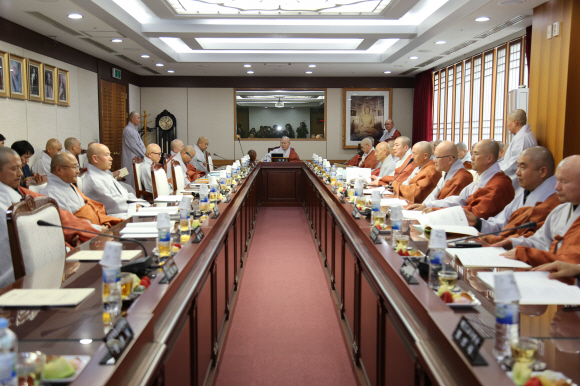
[26, 12, 82, 36]
[440, 40, 478, 56]
[80, 38, 117, 54]
[416, 56, 444, 68]
[473, 15, 532, 39]
[115, 55, 141, 66]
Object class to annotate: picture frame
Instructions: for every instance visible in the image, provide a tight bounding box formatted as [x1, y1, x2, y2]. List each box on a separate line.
[27, 59, 43, 102]
[0, 51, 8, 98]
[57, 68, 70, 106]
[343, 88, 392, 149]
[43, 64, 57, 104]
[8, 54, 27, 100]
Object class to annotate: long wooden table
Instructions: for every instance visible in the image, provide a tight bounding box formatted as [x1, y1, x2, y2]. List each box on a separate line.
[3, 161, 579, 386]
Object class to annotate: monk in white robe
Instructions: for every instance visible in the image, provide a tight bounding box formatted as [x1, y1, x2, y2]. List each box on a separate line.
[121, 111, 145, 189]
[456, 142, 472, 169]
[31, 138, 61, 175]
[83, 144, 139, 216]
[370, 136, 415, 186]
[192, 137, 209, 173]
[262, 136, 300, 162]
[140, 144, 165, 194]
[167, 146, 195, 187]
[371, 142, 396, 178]
[170, 139, 184, 157]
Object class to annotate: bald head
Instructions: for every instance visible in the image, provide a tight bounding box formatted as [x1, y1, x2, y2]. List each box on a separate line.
[45, 139, 62, 157]
[392, 136, 411, 159]
[87, 143, 112, 171]
[437, 141, 458, 159]
[182, 145, 196, 164]
[521, 147, 555, 175]
[375, 142, 391, 162]
[555, 155, 580, 205]
[64, 137, 80, 151]
[456, 142, 468, 151]
[50, 152, 79, 184]
[508, 109, 527, 126]
[516, 146, 555, 192]
[170, 139, 184, 154]
[146, 143, 162, 164]
[197, 136, 209, 152]
[433, 141, 458, 173]
[50, 152, 74, 172]
[411, 141, 432, 167]
[472, 139, 499, 174]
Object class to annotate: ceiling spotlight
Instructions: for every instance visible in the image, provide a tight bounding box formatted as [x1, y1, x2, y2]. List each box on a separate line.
[111, 39, 123, 43]
[435, 41, 446, 44]
[247, 70, 254, 74]
[79, 339, 92, 345]
[167, 70, 174, 73]
[68, 13, 83, 19]
[141, 54, 150, 58]
[156, 63, 164, 66]
[305, 71, 312, 74]
[409, 56, 419, 60]
[475, 17, 490, 22]
[308, 64, 316, 68]
[244, 64, 251, 67]
[384, 71, 391, 74]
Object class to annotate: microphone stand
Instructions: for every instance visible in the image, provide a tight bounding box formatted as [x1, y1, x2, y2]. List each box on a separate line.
[386, 158, 415, 189]
[237, 137, 245, 156]
[447, 221, 537, 248]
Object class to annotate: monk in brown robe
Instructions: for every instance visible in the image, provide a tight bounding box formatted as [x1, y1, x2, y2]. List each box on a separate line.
[499, 155, 580, 268]
[358, 137, 378, 169]
[345, 144, 362, 166]
[371, 136, 416, 186]
[391, 141, 441, 204]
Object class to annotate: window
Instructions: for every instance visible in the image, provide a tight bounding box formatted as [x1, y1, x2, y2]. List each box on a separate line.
[432, 36, 528, 148]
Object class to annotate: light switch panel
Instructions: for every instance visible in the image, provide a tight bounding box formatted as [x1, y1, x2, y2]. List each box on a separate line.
[553, 22, 560, 37]
[547, 24, 552, 39]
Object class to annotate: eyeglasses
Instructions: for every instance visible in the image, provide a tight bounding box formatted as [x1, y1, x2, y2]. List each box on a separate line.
[435, 155, 455, 160]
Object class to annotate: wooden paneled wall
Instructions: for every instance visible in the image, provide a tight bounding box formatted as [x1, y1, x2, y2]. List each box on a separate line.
[528, 0, 580, 163]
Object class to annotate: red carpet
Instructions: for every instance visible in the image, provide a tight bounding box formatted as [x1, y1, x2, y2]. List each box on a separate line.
[215, 207, 358, 386]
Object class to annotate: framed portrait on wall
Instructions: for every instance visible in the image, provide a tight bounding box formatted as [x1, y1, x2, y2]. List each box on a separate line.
[8, 54, 27, 100]
[57, 68, 69, 106]
[0, 51, 8, 98]
[43, 64, 57, 104]
[343, 88, 392, 149]
[28, 59, 43, 102]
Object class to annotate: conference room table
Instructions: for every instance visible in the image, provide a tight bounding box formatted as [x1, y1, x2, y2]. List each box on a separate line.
[0, 161, 578, 386]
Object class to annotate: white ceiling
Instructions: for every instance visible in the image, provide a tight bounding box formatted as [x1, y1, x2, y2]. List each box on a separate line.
[0, 0, 547, 77]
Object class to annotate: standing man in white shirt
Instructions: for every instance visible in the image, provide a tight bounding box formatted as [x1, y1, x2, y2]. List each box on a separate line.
[31, 138, 61, 175]
[121, 111, 146, 189]
[500, 109, 537, 191]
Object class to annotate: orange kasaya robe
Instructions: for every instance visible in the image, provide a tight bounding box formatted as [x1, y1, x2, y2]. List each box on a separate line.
[392, 160, 442, 204]
[346, 154, 362, 167]
[483, 193, 562, 244]
[515, 215, 580, 273]
[383, 130, 401, 142]
[359, 150, 378, 169]
[18, 187, 100, 245]
[462, 172, 515, 219]
[72, 186, 123, 228]
[379, 154, 416, 185]
[463, 161, 472, 170]
[288, 148, 300, 162]
[186, 164, 206, 182]
[437, 168, 474, 200]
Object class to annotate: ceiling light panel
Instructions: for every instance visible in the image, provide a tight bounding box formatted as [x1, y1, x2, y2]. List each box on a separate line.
[195, 38, 364, 50]
[166, 0, 393, 16]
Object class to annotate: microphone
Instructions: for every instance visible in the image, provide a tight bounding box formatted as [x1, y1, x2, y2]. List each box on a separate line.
[37, 220, 154, 273]
[448, 221, 537, 248]
[213, 153, 228, 161]
[387, 158, 415, 188]
[237, 136, 245, 156]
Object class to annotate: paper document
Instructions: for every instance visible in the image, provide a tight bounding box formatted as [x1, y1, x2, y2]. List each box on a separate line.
[0, 289, 94, 307]
[419, 206, 468, 227]
[66, 250, 141, 261]
[446, 247, 531, 268]
[124, 221, 175, 228]
[345, 167, 371, 184]
[477, 271, 580, 305]
[402, 210, 423, 221]
[137, 207, 178, 213]
[116, 167, 129, 179]
[432, 225, 479, 237]
[154, 195, 183, 202]
[119, 227, 159, 234]
[380, 198, 408, 206]
[121, 233, 158, 239]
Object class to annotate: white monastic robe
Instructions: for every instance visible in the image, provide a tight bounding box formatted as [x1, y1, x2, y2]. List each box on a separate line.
[167, 152, 189, 187]
[379, 127, 399, 142]
[121, 121, 146, 189]
[423, 160, 465, 204]
[82, 164, 138, 216]
[140, 157, 154, 193]
[31, 151, 51, 175]
[511, 203, 580, 252]
[359, 147, 375, 167]
[374, 155, 396, 178]
[262, 147, 291, 162]
[0, 181, 23, 288]
[479, 175, 557, 234]
[500, 124, 537, 191]
[387, 149, 412, 177]
[191, 144, 208, 174]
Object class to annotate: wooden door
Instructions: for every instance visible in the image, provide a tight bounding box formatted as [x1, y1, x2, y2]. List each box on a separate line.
[100, 79, 126, 171]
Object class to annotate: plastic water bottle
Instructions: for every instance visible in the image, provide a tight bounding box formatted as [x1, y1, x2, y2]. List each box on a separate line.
[427, 228, 447, 289]
[390, 205, 403, 248]
[101, 241, 123, 325]
[200, 184, 209, 212]
[354, 174, 364, 197]
[330, 165, 337, 185]
[157, 212, 172, 261]
[370, 190, 380, 212]
[494, 302, 519, 360]
[0, 318, 17, 386]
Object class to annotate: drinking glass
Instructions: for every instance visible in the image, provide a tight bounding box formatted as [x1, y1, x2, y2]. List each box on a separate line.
[372, 212, 386, 227]
[438, 270, 458, 288]
[120, 272, 133, 299]
[395, 234, 409, 250]
[17, 351, 45, 386]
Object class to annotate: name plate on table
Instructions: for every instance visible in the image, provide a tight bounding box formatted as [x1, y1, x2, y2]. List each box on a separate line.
[192, 226, 204, 243]
[399, 258, 419, 285]
[160, 257, 179, 284]
[351, 208, 360, 219]
[271, 157, 288, 162]
[331, 185, 337, 194]
[224, 193, 231, 203]
[452, 317, 488, 366]
[212, 205, 220, 219]
[369, 226, 382, 244]
[102, 317, 133, 363]
[340, 194, 345, 204]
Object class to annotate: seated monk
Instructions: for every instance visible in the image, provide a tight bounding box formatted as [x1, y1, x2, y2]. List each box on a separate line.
[464, 147, 560, 244]
[457, 142, 472, 169]
[358, 137, 378, 169]
[498, 155, 580, 268]
[345, 144, 362, 166]
[0, 148, 99, 287]
[371, 142, 395, 178]
[390, 141, 441, 204]
[408, 139, 515, 220]
[262, 136, 300, 162]
[167, 146, 196, 186]
[40, 153, 123, 230]
[370, 136, 416, 186]
[420, 141, 473, 204]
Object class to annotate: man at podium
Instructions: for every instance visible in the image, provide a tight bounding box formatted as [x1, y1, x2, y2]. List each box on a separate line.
[261, 137, 300, 162]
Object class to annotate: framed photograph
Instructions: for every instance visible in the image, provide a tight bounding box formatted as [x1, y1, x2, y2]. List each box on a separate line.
[43, 64, 57, 104]
[8, 54, 27, 100]
[28, 59, 43, 102]
[343, 88, 392, 148]
[57, 68, 69, 106]
[0, 51, 8, 98]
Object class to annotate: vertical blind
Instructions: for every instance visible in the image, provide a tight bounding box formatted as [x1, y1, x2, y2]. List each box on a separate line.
[432, 36, 528, 147]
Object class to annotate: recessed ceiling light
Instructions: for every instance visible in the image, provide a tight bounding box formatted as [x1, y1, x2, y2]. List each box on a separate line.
[247, 70, 254, 74]
[167, 70, 174, 73]
[244, 64, 251, 67]
[156, 63, 164, 66]
[79, 339, 92, 345]
[141, 54, 150, 58]
[308, 64, 316, 68]
[435, 41, 446, 44]
[68, 13, 82, 19]
[305, 71, 312, 74]
[409, 56, 419, 60]
[475, 17, 490, 22]
[384, 71, 391, 74]
[111, 39, 123, 43]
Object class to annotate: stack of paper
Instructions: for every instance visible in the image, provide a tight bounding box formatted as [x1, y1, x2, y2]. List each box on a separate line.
[345, 167, 371, 183]
[66, 250, 141, 261]
[418, 206, 479, 236]
[402, 210, 423, 221]
[477, 271, 580, 305]
[380, 198, 408, 206]
[131, 207, 179, 217]
[446, 247, 531, 268]
[0, 289, 95, 307]
[119, 220, 175, 238]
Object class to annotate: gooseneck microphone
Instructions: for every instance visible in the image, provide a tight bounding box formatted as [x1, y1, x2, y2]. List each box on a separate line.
[213, 153, 228, 161]
[237, 136, 245, 155]
[387, 158, 415, 188]
[37, 220, 154, 273]
[447, 221, 537, 248]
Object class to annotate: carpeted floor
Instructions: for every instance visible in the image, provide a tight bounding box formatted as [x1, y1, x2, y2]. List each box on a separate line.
[215, 207, 358, 386]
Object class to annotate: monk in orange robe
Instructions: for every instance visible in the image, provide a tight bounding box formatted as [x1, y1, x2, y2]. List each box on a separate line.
[372, 136, 416, 186]
[437, 169, 473, 199]
[358, 138, 378, 169]
[391, 142, 441, 204]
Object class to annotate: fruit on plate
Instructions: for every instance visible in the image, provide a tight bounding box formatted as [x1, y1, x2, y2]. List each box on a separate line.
[190, 220, 200, 229]
[513, 361, 533, 386]
[537, 370, 570, 386]
[44, 356, 76, 379]
[140, 276, 151, 288]
[437, 284, 453, 297]
[440, 292, 453, 303]
[524, 378, 542, 386]
[131, 273, 141, 290]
